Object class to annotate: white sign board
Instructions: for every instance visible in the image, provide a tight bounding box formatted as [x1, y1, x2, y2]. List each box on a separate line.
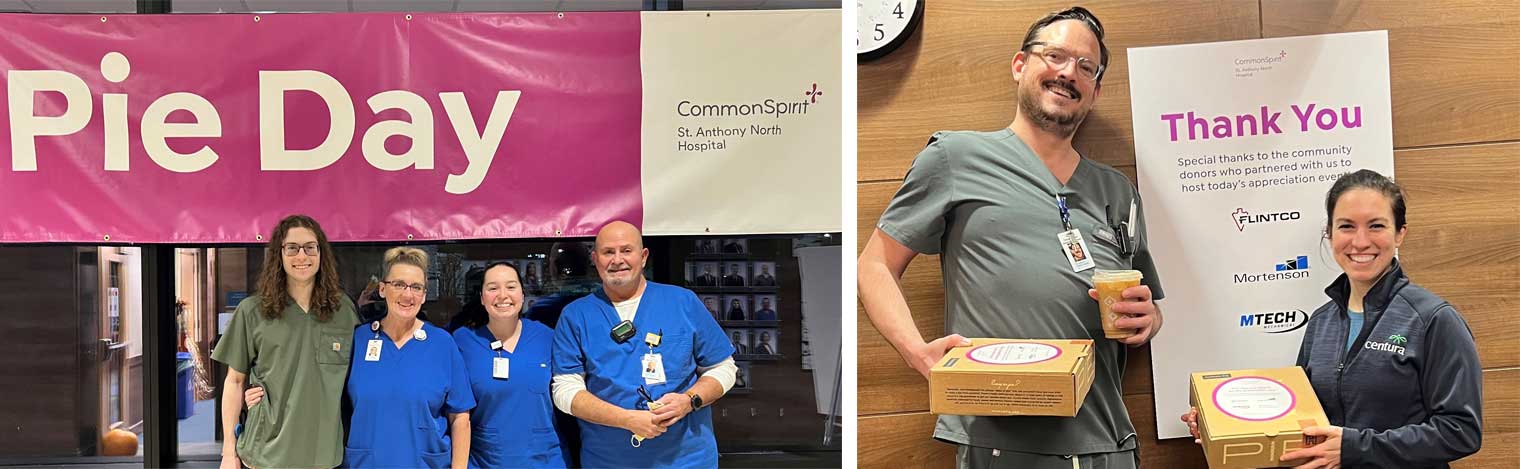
[1128, 31, 1394, 439]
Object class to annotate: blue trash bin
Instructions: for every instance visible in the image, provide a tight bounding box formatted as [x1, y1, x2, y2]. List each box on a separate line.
[176, 352, 194, 420]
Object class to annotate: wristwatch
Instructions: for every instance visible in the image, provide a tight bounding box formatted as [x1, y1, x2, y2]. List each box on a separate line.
[686, 390, 704, 410]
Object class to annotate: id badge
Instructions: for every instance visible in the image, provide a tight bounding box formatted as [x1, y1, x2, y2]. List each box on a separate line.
[493, 357, 510, 379]
[1057, 229, 1096, 272]
[642, 353, 666, 385]
[365, 339, 383, 362]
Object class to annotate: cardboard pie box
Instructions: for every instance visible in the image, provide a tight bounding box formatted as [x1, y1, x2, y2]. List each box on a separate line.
[929, 338, 1095, 417]
[1189, 366, 1330, 468]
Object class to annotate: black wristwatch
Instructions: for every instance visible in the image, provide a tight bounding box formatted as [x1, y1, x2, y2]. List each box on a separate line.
[686, 390, 704, 410]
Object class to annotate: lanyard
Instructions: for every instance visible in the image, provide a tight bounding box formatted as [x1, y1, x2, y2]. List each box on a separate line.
[1055, 195, 1073, 231]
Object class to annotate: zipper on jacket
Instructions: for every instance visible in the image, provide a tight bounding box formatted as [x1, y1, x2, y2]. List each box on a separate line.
[1333, 314, 1348, 425]
[1334, 305, 1379, 426]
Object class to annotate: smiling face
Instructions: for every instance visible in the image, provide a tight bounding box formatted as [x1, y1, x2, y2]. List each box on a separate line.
[281, 227, 320, 284]
[479, 264, 524, 324]
[1013, 19, 1103, 137]
[1329, 188, 1406, 290]
[594, 222, 647, 289]
[382, 263, 426, 320]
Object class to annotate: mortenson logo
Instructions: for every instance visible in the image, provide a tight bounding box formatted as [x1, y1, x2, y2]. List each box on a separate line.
[1239, 309, 1308, 334]
[1233, 207, 1301, 231]
[1233, 255, 1311, 284]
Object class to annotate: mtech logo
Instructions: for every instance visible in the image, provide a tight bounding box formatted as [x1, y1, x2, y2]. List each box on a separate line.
[1238, 309, 1309, 334]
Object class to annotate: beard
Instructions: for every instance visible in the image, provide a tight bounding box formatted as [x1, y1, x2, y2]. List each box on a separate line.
[1018, 79, 1089, 138]
[601, 263, 638, 287]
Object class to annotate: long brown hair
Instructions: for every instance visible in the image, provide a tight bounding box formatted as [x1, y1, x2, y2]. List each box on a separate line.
[255, 215, 344, 322]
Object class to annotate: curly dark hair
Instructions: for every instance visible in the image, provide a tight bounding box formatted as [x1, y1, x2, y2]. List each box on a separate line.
[254, 215, 344, 322]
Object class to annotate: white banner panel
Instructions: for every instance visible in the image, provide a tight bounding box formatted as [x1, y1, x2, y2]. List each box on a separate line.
[1129, 31, 1394, 439]
[796, 245, 843, 414]
[639, 10, 842, 235]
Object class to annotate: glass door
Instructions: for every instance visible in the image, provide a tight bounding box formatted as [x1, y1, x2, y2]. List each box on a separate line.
[97, 248, 131, 435]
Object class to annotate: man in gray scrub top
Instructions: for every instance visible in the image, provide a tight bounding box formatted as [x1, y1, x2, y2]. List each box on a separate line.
[858, 7, 1165, 469]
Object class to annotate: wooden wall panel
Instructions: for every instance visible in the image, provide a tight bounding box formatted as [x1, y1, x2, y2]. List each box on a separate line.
[1125, 393, 1208, 468]
[1261, 0, 1520, 148]
[0, 247, 83, 456]
[1394, 143, 1520, 369]
[1456, 369, 1519, 468]
[859, 0, 1259, 183]
[858, 412, 953, 469]
[857, 181, 945, 415]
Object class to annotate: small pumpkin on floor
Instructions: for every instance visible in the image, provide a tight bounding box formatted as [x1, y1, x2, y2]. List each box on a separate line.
[101, 425, 138, 456]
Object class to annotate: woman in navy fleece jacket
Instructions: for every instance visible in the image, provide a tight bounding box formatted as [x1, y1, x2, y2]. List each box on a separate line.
[1184, 170, 1482, 469]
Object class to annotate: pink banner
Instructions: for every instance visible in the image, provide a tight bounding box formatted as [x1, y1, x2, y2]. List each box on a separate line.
[0, 13, 642, 243]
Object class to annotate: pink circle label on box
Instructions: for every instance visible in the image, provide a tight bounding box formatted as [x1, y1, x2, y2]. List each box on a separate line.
[1211, 376, 1296, 421]
[965, 342, 1062, 365]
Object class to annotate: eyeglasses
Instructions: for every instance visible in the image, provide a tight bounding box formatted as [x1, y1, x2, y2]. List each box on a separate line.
[383, 280, 427, 295]
[281, 243, 319, 257]
[1024, 42, 1104, 82]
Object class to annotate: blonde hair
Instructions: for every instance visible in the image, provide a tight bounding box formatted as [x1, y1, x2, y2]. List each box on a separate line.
[382, 247, 429, 280]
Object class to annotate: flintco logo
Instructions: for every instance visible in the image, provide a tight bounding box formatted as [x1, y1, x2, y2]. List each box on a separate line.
[1232, 207, 1301, 231]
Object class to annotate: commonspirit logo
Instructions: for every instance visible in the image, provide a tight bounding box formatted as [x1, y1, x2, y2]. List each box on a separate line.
[1232, 207, 1301, 231]
[675, 82, 823, 118]
[1235, 50, 1288, 67]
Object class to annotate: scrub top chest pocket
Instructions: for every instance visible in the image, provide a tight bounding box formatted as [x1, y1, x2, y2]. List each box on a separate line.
[520, 359, 552, 393]
[649, 329, 696, 393]
[316, 328, 353, 365]
[1088, 222, 1135, 271]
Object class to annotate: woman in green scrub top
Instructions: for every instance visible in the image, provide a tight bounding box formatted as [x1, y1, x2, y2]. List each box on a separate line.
[212, 215, 359, 469]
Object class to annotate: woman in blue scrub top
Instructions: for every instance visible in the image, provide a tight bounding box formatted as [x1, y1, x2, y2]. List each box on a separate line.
[344, 247, 475, 469]
[451, 262, 567, 468]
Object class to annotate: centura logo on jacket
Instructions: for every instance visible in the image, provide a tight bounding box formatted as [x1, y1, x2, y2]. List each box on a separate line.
[1363, 333, 1407, 356]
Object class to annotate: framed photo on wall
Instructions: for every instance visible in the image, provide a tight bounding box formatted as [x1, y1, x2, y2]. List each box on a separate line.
[701, 295, 722, 320]
[720, 261, 748, 287]
[727, 328, 752, 355]
[753, 294, 778, 321]
[754, 328, 779, 356]
[722, 295, 750, 321]
[752, 261, 777, 287]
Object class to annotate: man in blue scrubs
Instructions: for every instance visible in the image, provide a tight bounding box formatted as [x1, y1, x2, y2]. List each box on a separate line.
[552, 221, 738, 468]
